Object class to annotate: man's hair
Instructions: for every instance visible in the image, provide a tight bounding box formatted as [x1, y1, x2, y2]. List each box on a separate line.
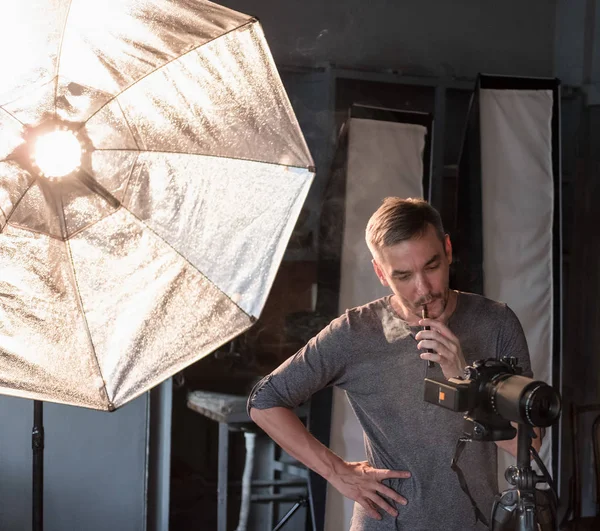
[365, 197, 445, 253]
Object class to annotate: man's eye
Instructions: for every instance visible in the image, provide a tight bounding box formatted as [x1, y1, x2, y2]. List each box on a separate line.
[426, 264, 439, 271]
[396, 275, 410, 281]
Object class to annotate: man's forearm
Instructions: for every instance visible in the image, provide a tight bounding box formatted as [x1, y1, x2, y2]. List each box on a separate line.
[250, 406, 411, 520]
[249, 406, 343, 480]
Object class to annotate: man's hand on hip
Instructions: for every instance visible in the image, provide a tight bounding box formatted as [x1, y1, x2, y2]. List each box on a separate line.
[327, 460, 411, 520]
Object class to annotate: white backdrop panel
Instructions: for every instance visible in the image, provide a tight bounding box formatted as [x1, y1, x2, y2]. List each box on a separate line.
[325, 117, 426, 531]
[479, 88, 554, 486]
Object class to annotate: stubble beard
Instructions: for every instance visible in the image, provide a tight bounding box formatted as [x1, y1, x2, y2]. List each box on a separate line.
[410, 286, 450, 320]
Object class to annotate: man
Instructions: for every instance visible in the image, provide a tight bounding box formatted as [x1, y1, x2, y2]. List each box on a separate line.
[248, 198, 537, 530]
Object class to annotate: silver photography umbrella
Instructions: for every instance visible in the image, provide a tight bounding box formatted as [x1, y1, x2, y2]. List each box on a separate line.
[0, 0, 315, 412]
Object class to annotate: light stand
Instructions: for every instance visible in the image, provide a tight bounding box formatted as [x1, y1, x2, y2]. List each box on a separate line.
[32, 400, 44, 531]
[490, 425, 555, 531]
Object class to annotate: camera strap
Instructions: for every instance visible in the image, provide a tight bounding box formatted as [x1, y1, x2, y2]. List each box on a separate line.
[451, 438, 490, 528]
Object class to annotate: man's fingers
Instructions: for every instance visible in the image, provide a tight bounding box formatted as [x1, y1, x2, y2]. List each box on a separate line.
[420, 352, 443, 363]
[347, 466, 411, 520]
[366, 494, 399, 517]
[358, 498, 382, 520]
[417, 335, 459, 363]
[418, 340, 451, 364]
[375, 484, 408, 506]
[416, 329, 453, 352]
[419, 318, 458, 341]
[417, 339, 445, 354]
[376, 468, 411, 480]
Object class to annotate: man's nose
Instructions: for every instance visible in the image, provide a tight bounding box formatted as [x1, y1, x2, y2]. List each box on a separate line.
[415, 274, 432, 297]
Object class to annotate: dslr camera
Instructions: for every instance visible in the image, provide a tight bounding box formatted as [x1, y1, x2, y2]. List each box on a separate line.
[424, 356, 561, 440]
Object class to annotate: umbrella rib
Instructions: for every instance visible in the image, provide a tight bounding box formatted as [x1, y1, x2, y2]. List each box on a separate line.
[53, 0, 75, 117]
[94, 148, 315, 173]
[2, 222, 66, 240]
[64, 237, 112, 408]
[120, 151, 141, 207]
[0, 155, 10, 226]
[82, 19, 258, 127]
[120, 207, 254, 322]
[44, 178, 68, 240]
[116, 98, 142, 151]
[0, 105, 26, 128]
[0, 178, 38, 232]
[0, 204, 6, 227]
[0, 105, 39, 232]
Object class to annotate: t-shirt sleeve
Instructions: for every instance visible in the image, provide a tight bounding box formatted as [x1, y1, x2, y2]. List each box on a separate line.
[497, 304, 533, 378]
[247, 313, 352, 414]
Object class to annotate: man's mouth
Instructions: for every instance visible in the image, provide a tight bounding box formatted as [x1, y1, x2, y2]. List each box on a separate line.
[417, 297, 438, 308]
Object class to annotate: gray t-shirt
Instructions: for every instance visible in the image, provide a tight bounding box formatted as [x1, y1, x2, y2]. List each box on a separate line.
[248, 292, 532, 531]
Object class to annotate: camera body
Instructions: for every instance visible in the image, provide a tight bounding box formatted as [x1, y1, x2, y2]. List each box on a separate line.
[424, 357, 561, 441]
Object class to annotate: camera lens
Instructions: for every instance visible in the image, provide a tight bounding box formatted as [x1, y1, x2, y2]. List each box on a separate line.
[489, 375, 561, 427]
[524, 383, 562, 426]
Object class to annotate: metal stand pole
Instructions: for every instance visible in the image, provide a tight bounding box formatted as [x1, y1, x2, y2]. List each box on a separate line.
[516, 425, 532, 469]
[217, 422, 229, 531]
[32, 400, 44, 531]
[514, 426, 537, 531]
[491, 425, 540, 531]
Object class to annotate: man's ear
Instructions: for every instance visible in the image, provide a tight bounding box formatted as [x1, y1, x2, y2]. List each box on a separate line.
[444, 234, 453, 265]
[372, 259, 389, 287]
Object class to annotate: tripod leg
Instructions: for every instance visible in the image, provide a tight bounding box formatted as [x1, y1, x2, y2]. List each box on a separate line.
[516, 492, 537, 531]
[272, 498, 307, 531]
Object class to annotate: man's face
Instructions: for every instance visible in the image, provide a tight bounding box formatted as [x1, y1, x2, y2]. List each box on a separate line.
[371, 223, 452, 320]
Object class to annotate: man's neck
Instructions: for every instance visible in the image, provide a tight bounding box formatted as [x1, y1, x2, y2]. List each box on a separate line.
[391, 290, 458, 325]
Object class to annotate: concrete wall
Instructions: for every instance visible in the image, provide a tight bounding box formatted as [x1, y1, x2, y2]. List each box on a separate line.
[0, 395, 148, 531]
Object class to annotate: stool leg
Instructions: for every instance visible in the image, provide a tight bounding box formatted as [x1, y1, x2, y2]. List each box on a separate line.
[235, 431, 256, 531]
[218, 423, 229, 531]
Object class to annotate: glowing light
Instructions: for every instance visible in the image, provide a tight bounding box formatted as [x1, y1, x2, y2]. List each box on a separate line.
[34, 131, 82, 178]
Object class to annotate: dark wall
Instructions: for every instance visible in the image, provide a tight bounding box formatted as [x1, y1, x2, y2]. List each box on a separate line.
[560, 99, 600, 518]
[222, 0, 556, 78]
